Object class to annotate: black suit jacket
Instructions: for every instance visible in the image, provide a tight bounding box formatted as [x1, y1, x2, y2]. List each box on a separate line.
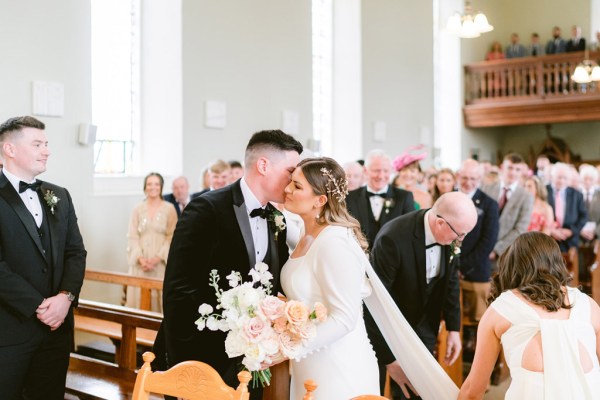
[163, 192, 202, 218]
[0, 171, 86, 345]
[368, 209, 461, 363]
[459, 189, 499, 282]
[547, 186, 588, 251]
[156, 180, 289, 378]
[566, 38, 586, 52]
[346, 186, 415, 248]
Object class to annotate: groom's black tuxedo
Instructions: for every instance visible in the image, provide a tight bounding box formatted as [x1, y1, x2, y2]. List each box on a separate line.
[0, 171, 86, 397]
[155, 180, 289, 385]
[346, 186, 415, 248]
[368, 209, 461, 362]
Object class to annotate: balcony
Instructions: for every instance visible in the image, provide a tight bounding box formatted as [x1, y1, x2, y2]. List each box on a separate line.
[463, 51, 600, 128]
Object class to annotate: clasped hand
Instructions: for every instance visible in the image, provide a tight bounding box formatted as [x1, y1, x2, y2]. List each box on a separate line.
[138, 256, 160, 271]
[36, 294, 71, 330]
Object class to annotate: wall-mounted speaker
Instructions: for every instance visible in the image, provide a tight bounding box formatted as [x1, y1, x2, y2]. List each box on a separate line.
[78, 123, 97, 145]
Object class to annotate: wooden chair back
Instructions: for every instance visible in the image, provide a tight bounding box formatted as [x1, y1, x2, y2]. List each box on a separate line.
[302, 379, 387, 400]
[132, 352, 251, 400]
[351, 396, 387, 399]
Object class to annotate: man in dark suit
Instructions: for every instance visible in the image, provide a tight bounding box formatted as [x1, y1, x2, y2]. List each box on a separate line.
[163, 176, 200, 218]
[368, 192, 477, 399]
[346, 150, 414, 248]
[547, 162, 587, 252]
[155, 130, 302, 399]
[566, 25, 586, 52]
[546, 26, 567, 54]
[0, 116, 87, 399]
[457, 159, 499, 323]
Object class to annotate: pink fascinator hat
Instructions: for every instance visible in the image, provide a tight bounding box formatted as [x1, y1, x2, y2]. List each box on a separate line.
[392, 145, 427, 171]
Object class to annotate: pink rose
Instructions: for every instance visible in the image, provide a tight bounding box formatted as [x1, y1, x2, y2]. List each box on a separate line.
[260, 296, 285, 321]
[290, 321, 317, 340]
[273, 316, 288, 334]
[284, 300, 309, 326]
[278, 331, 302, 359]
[243, 317, 266, 342]
[312, 302, 328, 322]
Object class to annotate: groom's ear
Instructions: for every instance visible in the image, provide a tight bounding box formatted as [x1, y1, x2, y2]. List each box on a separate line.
[255, 156, 269, 176]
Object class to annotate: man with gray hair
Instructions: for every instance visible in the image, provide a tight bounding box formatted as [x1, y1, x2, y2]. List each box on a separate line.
[367, 191, 478, 399]
[346, 149, 415, 248]
[344, 160, 365, 191]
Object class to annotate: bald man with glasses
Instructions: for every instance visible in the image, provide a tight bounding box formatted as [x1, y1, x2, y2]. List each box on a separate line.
[366, 191, 477, 400]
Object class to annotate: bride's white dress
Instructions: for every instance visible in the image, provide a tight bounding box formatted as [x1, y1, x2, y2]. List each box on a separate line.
[281, 225, 379, 400]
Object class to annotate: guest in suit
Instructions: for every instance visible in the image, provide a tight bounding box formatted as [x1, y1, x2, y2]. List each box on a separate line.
[368, 191, 478, 399]
[0, 116, 87, 399]
[228, 160, 244, 184]
[546, 26, 567, 54]
[346, 149, 415, 248]
[528, 32, 544, 56]
[392, 146, 433, 209]
[578, 164, 600, 286]
[163, 176, 198, 218]
[505, 33, 528, 58]
[457, 159, 499, 322]
[155, 130, 302, 399]
[482, 153, 534, 261]
[196, 159, 232, 196]
[344, 160, 365, 191]
[566, 25, 586, 52]
[547, 162, 588, 253]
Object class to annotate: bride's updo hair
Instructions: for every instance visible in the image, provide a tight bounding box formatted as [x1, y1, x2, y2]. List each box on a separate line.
[297, 157, 369, 252]
[490, 231, 572, 311]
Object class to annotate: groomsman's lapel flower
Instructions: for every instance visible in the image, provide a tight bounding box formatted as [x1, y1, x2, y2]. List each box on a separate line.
[267, 209, 286, 240]
[383, 197, 395, 214]
[43, 189, 60, 215]
[449, 239, 461, 263]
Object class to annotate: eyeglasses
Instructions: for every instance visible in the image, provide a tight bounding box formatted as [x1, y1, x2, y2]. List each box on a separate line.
[436, 214, 466, 241]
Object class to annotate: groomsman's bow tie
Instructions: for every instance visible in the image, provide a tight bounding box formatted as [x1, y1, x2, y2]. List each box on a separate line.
[366, 190, 387, 198]
[425, 242, 440, 249]
[19, 180, 42, 193]
[250, 207, 272, 219]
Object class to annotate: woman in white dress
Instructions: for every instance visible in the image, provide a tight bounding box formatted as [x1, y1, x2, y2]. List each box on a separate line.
[280, 157, 380, 399]
[459, 232, 600, 399]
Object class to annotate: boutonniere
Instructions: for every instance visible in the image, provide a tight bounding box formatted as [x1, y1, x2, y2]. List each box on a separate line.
[449, 239, 461, 263]
[267, 209, 286, 240]
[43, 189, 60, 215]
[383, 198, 396, 214]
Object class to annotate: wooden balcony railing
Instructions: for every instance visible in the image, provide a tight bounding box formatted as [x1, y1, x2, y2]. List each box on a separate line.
[463, 51, 600, 127]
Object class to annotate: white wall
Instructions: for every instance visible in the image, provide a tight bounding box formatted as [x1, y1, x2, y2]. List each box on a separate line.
[361, 0, 435, 166]
[181, 0, 313, 188]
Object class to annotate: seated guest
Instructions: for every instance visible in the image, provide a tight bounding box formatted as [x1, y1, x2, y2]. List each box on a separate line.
[458, 159, 499, 323]
[228, 160, 244, 183]
[197, 159, 232, 195]
[392, 146, 433, 209]
[432, 168, 456, 202]
[126, 172, 177, 312]
[459, 232, 600, 399]
[566, 25, 586, 52]
[163, 176, 197, 218]
[505, 33, 527, 58]
[528, 32, 544, 56]
[535, 154, 551, 184]
[346, 149, 415, 248]
[344, 160, 366, 191]
[485, 41, 505, 61]
[547, 162, 588, 253]
[579, 165, 600, 286]
[524, 176, 555, 236]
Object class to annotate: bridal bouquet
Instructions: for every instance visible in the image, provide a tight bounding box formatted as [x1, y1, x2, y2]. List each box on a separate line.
[195, 262, 327, 387]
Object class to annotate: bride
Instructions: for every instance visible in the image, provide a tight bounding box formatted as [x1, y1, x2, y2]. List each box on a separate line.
[279, 157, 458, 400]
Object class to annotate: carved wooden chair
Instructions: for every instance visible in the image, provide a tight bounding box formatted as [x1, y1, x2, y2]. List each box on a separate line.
[132, 352, 251, 400]
[302, 379, 387, 400]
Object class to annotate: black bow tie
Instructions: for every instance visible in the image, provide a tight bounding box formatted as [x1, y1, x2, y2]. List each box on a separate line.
[19, 180, 42, 193]
[425, 242, 440, 249]
[366, 190, 386, 198]
[250, 207, 271, 219]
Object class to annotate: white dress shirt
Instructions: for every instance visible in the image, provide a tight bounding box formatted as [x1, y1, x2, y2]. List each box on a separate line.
[240, 177, 268, 262]
[366, 184, 388, 222]
[3, 168, 43, 228]
[423, 210, 441, 284]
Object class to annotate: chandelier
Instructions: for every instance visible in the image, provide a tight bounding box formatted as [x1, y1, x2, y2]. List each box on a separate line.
[446, 2, 493, 39]
[571, 49, 600, 84]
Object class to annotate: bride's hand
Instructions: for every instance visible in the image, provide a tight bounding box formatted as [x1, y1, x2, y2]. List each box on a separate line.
[386, 361, 418, 398]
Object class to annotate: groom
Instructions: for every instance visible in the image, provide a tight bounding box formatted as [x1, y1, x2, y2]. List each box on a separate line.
[155, 130, 302, 398]
[368, 191, 477, 399]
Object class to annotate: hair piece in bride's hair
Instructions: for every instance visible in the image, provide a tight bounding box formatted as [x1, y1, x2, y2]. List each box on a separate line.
[320, 167, 349, 203]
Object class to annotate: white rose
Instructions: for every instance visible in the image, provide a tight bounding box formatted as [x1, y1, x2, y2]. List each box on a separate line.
[242, 343, 265, 371]
[274, 215, 285, 229]
[225, 331, 248, 358]
[236, 285, 262, 311]
[198, 303, 213, 316]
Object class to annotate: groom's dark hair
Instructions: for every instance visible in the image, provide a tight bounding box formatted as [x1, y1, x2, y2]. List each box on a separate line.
[245, 130, 303, 166]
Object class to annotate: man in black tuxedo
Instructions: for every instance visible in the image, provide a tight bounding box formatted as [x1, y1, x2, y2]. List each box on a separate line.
[547, 162, 587, 252]
[457, 159, 499, 323]
[368, 191, 477, 399]
[0, 116, 87, 399]
[163, 176, 200, 218]
[155, 130, 302, 399]
[346, 150, 414, 248]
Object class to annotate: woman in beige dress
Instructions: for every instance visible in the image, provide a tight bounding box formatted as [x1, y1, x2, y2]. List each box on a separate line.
[126, 172, 177, 312]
